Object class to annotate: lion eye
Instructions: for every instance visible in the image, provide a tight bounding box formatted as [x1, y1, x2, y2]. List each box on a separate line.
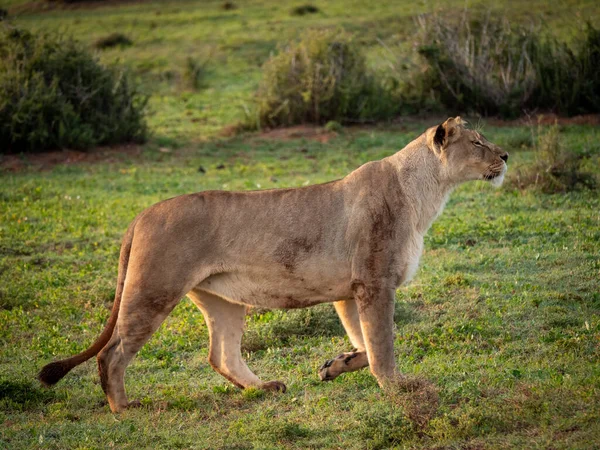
[473, 141, 483, 147]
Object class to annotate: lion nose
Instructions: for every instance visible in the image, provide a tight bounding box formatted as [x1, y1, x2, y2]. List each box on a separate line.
[500, 152, 509, 162]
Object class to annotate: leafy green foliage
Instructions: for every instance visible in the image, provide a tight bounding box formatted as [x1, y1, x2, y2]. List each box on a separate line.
[0, 26, 147, 153]
[248, 29, 401, 129]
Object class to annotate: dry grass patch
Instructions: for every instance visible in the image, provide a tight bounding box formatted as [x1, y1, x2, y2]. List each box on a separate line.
[385, 375, 440, 429]
[512, 122, 597, 193]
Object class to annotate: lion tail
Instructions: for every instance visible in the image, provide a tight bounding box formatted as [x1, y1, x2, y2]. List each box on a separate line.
[38, 219, 136, 387]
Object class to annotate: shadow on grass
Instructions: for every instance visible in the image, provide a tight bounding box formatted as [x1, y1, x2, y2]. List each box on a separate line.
[242, 305, 345, 352]
[242, 300, 421, 354]
[0, 379, 56, 410]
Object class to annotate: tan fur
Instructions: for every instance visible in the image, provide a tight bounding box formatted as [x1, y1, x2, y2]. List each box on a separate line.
[39, 118, 508, 412]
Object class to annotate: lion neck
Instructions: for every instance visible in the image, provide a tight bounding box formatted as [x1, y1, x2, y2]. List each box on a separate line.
[386, 136, 457, 234]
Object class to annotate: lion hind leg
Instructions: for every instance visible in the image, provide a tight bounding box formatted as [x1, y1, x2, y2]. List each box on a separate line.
[97, 290, 181, 413]
[189, 290, 286, 393]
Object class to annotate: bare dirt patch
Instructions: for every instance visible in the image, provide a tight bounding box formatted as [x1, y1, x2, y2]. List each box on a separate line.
[1, 144, 142, 173]
[9, 0, 152, 15]
[254, 125, 337, 143]
[4, 114, 597, 172]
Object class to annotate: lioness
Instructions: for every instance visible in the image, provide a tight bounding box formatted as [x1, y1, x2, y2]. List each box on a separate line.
[39, 117, 508, 413]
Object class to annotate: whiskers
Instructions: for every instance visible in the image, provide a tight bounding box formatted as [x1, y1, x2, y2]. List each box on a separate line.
[483, 162, 503, 179]
[482, 163, 507, 187]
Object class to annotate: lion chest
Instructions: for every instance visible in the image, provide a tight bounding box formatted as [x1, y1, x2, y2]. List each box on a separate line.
[392, 232, 424, 286]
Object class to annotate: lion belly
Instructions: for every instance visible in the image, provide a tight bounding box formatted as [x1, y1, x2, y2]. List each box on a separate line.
[196, 259, 353, 309]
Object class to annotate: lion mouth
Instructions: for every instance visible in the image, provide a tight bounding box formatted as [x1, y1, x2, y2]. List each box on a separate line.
[483, 163, 507, 187]
[483, 172, 501, 180]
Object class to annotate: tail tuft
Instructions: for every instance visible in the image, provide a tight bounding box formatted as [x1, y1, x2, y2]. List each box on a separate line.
[38, 360, 74, 387]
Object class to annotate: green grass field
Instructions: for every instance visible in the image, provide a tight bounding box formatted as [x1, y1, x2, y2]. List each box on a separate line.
[2, 1, 600, 449]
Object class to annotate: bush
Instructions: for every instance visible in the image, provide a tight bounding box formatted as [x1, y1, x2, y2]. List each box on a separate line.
[44, 0, 107, 3]
[222, 1, 237, 10]
[183, 55, 210, 90]
[248, 29, 400, 129]
[0, 26, 147, 153]
[417, 12, 537, 118]
[416, 12, 600, 118]
[291, 4, 320, 16]
[94, 32, 133, 50]
[532, 23, 600, 115]
[512, 121, 597, 193]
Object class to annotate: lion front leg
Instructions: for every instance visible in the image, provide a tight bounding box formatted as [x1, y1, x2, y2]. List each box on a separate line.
[353, 282, 398, 386]
[319, 350, 369, 381]
[319, 299, 369, 381]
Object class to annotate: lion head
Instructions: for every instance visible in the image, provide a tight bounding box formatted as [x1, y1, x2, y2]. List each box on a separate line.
[427, 117, 509, 187]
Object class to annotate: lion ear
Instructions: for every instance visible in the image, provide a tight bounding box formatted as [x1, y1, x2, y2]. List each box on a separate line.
[433, 122, 446, 149]
[433, 117, 463, 150]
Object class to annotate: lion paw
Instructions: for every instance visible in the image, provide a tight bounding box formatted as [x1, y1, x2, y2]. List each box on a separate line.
[318, 358, 337, 381]
[262, 380, 287, 393]
[319, 351, 367, 381]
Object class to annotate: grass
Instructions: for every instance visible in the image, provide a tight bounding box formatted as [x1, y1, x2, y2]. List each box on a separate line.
[1, 124, 599, 448]
[1, 0, 600, 448]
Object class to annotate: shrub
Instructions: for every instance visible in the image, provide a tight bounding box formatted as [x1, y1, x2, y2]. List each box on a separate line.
[248, 29, 400, 129]
[0, 26, 147, 153]
[531, 23, 600, 115]
[222, 1, 237, 10]
[94, 32, 133, 50]
[291, 4, 320, 16]
[324, 120, 342, 132]
[44, 0, 107, 3]
[512, 121, 597, 193]
[417, 12, 537, 118]
[416, 11, 600, 118]
[183, 55, 210, 90]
